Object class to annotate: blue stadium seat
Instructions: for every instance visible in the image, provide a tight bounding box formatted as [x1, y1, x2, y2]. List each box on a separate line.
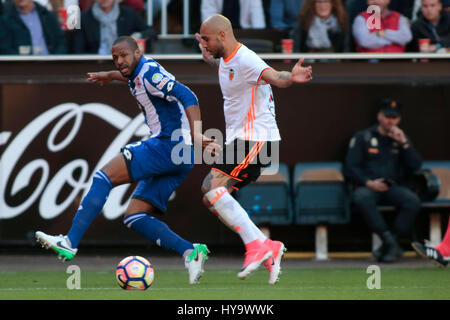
[234, 163, 293, 226]
[293, 162, 351, 225]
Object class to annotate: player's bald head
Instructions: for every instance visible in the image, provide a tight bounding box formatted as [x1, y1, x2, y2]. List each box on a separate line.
[197, 14, 239, 59]
[201, 14, 234, 36]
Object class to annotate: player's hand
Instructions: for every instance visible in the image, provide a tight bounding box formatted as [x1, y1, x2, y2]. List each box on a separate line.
[87, 72, 112, 86]
[291, 58, 312, 83]
[387, 126, 407, 144]
[195, 33, 217, 66]
[202, 137, 222, 157]
[366, 178, 389, 192]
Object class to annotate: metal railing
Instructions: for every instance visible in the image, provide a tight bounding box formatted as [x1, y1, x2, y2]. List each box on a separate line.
[148, 0, 192, 39]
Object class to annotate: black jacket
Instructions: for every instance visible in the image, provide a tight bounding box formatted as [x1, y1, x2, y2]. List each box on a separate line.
[0, 2, 67, 54]
[408, 11, 450, 51]
[344, 125, 422, 187]
[71, 5, 156, 54]
[291, 19, 350, 53]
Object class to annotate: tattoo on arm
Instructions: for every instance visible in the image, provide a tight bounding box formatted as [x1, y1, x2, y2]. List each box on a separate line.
[279, 71, 292, 81]
[225, 178, 237, 190]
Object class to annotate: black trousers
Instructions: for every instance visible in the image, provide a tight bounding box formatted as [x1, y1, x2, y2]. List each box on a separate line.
[352, 185, 421, 237]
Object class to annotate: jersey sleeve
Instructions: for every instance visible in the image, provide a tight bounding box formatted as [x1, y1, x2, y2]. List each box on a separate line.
[142, 63, 176, 99]
[142, 62, 198, 109]
[239, 50, 271, 86]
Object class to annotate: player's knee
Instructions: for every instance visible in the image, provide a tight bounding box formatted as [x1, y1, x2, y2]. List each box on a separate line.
[352, 187, 376, 206]
[123, 212, 148, 228]
[92, 170, 113, 189]
[201, 184, 210, 195]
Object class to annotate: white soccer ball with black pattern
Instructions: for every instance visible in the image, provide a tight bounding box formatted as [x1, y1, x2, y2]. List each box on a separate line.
[116, 256, 154, 290]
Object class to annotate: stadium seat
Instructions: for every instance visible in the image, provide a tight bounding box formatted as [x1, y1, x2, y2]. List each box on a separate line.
[234, 163, 294, 226]
[238, 39, 274, 53]
[233, 28, 289, 52]
[293, 162, 351, 260]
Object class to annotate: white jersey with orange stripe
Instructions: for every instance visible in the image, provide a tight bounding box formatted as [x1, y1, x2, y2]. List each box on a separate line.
[218, 43, 281, 145]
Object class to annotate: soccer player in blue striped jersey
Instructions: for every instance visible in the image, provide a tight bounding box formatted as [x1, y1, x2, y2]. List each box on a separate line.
[36, 36, 217, 284]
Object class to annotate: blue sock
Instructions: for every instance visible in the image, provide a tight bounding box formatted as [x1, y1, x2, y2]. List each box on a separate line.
[124, 213, 194, 256]
[67, 170, 113, 248]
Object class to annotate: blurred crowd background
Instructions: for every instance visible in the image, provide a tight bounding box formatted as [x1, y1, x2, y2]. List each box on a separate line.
[0, 0, 449, 55]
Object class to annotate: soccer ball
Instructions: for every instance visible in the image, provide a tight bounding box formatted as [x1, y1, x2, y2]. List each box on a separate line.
[116, 256, 154, 290]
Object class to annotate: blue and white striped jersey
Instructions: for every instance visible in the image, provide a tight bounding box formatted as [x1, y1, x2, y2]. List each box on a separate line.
[128, 56, 198, 144]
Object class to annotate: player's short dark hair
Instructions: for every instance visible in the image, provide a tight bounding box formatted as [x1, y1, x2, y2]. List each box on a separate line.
[112, 36, 138, 51]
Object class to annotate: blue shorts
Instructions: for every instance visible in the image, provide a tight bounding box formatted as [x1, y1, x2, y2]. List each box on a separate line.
[120, 137, 193, 213]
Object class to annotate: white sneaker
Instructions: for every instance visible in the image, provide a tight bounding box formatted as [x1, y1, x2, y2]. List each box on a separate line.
[263, 240, 286, 284]
[184, 243, 210, 284]
[35, 231, 78, 261]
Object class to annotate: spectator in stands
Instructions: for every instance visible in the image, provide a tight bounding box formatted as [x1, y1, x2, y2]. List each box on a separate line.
[0, 0, 67, 54]
[270, 0, 304, 32]
[408, 0, 450, 52]
[409, 0, 450, 20]
[346, 0, 425, 25]
[33, 0, 54, 11]
[119, 0, 144, 12]
[344, 99, 422, 263]
[71, 0, 156, 54]
[291, 0, 350, 52]
[80, 0, 160, 13]
[352, 0, 412, 52]
[262, 0, 272, 28]
[200, 0, 266, 29]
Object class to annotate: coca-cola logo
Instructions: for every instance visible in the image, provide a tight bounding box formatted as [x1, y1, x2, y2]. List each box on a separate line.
[0, 103, 148, 220]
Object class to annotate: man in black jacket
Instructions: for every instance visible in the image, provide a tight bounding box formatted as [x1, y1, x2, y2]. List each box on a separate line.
[344, 99, 423, 263]
[0, 0, 67, 55]
[71, 0, 156, 54]
[409, 0, 450, 52]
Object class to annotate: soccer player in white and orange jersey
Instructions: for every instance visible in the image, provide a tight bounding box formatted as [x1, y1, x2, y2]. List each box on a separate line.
[196, 14, 312, 283]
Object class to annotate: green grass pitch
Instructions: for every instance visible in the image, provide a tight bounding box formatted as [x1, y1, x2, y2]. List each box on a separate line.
[1, 267, 449, 300]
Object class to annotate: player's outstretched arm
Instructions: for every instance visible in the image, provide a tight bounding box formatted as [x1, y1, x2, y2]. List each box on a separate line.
[261, 58, 312, 88]
[87, 71, 128, 86]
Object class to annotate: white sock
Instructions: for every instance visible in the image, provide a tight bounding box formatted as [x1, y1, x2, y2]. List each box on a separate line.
[208, 195, 268, 243]
[208, 206, 234, 229]
[205, 187, 259, 244]
[251, 224, 268, 242]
